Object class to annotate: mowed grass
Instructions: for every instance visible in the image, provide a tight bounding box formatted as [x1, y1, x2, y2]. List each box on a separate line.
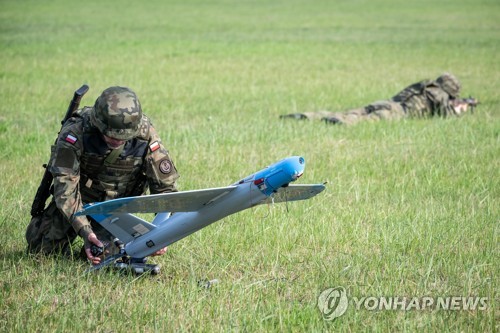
[0, 0, 498, 332]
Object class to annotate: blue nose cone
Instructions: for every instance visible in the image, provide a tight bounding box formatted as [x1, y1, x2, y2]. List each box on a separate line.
[253, 156, 305, 195]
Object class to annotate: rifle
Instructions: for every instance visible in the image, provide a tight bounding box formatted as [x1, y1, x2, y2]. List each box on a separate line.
[30, 84, 90, 218]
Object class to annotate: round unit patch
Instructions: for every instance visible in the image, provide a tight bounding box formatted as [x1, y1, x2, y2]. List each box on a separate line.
[159, 159, 172, 174]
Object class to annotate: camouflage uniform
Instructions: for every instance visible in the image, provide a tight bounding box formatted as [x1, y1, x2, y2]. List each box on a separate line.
[26, 87, 179, 256]
[281, 73, 463, 125]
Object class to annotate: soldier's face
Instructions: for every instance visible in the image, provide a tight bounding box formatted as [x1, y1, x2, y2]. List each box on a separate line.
[102, 134, 126, 149]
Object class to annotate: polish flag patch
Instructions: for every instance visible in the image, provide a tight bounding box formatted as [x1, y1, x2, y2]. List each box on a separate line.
[65, 134, 77, 144]
[149, 141, 160, 152]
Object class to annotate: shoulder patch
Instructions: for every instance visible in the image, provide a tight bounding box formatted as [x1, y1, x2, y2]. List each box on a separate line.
[65, 134, 78, 144]
[54, 147, 76, 169]
[150, 141, 160, 152]
[159, 159, 172, 174]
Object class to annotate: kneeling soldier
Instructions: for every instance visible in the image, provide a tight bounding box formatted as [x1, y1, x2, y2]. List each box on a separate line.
[26, 86, 179, 264]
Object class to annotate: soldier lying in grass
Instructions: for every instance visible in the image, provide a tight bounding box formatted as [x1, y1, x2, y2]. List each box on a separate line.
[280, 73, 478, 126]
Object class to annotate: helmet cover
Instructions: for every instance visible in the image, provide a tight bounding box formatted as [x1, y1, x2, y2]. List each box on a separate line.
[436, 73, 461, 98]
[91, 86, 142, 140]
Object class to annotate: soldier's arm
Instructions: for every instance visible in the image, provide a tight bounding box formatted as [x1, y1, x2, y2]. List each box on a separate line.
[427, 87, 457, 117]
[144, 122, 180, 194]
[50, 120, 104, 264]
[48, 122, 91, 234]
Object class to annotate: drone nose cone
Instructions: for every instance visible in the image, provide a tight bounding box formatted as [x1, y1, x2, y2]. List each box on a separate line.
[253, 156, 306, 195]
[285, 156, 305, 179]
[292, 156, 305, 175]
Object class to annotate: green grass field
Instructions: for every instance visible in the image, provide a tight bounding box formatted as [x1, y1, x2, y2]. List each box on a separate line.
[1, 0, 498, 331]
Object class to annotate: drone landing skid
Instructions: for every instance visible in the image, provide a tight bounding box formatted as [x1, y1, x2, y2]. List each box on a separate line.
[114, 258, 160, 275]
[85, 255, 160, 275]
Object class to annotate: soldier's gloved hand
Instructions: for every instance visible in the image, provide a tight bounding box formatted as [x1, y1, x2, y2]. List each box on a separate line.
[79, 225, 104, 265]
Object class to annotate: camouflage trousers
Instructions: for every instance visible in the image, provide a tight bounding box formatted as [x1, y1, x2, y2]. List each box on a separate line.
[282, 100, 406, 125]
[26, 200, 117, 257]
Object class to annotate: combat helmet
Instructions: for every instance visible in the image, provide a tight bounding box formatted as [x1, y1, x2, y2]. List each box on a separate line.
[91, 86, 142, 140]
[436, 73, 461, 98]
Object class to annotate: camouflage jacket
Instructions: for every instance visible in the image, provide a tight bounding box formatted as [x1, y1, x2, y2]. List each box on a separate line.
[48, 107, 180, 234]
[391, 79, 458, 118]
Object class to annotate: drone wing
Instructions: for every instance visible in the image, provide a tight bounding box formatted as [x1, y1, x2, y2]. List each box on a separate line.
[77, 186, 237, 245]
[75, 186, 238, 216]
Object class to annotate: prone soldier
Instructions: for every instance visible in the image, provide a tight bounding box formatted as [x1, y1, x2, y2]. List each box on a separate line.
[26, 86, 179, 265]
[281, 73, 478, 125]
